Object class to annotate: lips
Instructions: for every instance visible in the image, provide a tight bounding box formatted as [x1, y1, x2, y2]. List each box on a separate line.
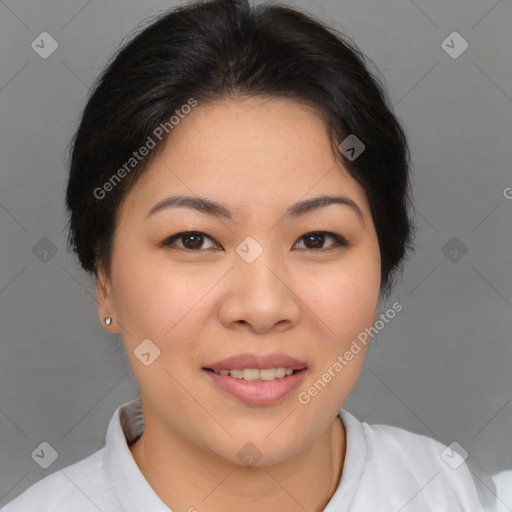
[203, 366, 308, 406]
[203, 352, 308, 372]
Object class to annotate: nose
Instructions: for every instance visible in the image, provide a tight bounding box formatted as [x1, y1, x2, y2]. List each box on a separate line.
[218, 248, 301, 334]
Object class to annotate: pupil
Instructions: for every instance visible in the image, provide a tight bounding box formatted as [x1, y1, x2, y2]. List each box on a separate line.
[185, 233, 202, 249]
[182, 233, 326, 250]
[306, 233, 324, 249]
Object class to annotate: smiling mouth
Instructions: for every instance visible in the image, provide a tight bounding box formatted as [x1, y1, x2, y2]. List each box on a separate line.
[203, 367, 306, 381]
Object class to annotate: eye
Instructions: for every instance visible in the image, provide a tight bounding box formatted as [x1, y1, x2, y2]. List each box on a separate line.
[293, 231, 349, 251]
[162, 231, 220, 251]
[161, 230, 350, 252]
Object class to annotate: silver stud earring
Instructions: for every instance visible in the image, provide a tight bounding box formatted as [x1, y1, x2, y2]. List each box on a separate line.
[104, 317, 113, 326]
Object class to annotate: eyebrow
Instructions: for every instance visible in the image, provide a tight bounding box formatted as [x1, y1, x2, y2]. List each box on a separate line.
[146, 194, 365, 226]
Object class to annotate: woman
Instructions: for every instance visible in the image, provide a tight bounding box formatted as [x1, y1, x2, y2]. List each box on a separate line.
[1, 0, 495, 510]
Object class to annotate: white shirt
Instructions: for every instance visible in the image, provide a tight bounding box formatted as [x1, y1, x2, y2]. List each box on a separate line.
[1, 397, 494, 511]
[492, 471, 512, 511]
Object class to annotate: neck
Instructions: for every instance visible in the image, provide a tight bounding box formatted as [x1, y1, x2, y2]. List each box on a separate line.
[130, 407, 346, 512]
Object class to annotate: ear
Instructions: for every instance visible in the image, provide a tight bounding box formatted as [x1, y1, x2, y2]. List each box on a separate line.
[96, 267, 120, 333]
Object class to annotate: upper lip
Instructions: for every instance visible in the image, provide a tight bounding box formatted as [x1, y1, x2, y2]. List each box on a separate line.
[204, 353, 308, 371]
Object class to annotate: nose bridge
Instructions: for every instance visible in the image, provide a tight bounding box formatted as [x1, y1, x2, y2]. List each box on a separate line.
[235, 237, 287, 298]
[219, 236, 300, 331]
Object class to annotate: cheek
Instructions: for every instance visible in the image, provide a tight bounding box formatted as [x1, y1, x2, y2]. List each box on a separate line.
[111, 256, 206, 388]
[111, 246, 218, 346]
[112, 230, 380, 346]
[299, 252, 380, 340]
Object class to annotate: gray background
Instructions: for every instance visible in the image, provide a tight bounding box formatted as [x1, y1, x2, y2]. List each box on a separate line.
[1, 0, 511, 505]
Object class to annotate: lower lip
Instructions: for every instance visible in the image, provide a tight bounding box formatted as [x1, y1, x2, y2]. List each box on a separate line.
[202, 368, 308, 406]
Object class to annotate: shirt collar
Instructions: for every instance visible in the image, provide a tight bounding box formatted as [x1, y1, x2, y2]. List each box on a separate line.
[104, 397, 366, 511]
[105, 396, 171, 512]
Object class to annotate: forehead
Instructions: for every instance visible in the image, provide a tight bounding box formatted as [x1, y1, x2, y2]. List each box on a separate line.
[118, 96, 371, 223]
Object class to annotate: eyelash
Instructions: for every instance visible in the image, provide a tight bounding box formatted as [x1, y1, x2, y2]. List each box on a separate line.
[161, 231, 350, 252]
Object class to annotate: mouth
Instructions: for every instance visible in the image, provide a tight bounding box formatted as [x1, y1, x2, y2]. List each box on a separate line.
[201, 366, 308, 406]
[202, 367, 306, 381]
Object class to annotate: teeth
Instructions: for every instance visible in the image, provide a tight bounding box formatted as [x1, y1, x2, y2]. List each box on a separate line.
[242, 369, 260, 381]
[212, 367, 296, 380]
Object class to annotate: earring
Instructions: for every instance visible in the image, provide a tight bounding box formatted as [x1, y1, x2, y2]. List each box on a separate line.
[104, 317, 113, 326]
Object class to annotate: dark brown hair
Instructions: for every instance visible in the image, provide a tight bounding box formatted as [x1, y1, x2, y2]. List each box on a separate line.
[65, 0, 416, 300]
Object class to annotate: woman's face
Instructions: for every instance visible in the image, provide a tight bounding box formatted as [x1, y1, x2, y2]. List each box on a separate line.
[97, 96, 381, 466]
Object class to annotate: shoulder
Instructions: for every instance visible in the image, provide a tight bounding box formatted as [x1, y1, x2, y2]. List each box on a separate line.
[341, 408, 463, 465]
[1, 448, 119, 512]
[492, 470, 512, 511]
[340, 409, 491, 510]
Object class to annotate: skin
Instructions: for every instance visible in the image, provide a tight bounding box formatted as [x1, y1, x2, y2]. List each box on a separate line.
[96, 96, 382, 512]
